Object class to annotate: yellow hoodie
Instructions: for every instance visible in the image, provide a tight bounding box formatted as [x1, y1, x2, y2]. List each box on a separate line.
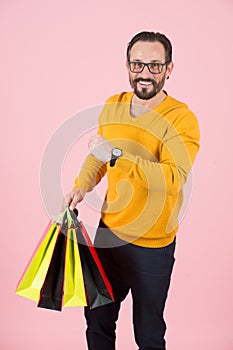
[73, 92, 200, 247]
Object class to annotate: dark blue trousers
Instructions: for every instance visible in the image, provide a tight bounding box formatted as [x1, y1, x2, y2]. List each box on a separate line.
[84, 221, 176, 350]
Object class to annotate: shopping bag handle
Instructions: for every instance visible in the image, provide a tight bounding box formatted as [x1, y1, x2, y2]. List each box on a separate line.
[73, 208, 79, 217]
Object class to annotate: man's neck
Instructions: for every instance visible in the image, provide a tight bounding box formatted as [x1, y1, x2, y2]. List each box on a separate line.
[130, 90, 167, 118]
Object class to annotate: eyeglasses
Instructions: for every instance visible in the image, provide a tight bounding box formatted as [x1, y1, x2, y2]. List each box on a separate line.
[128, 61, 167, 74]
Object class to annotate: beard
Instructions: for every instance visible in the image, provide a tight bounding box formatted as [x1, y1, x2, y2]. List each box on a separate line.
[130, 75, 166, 100]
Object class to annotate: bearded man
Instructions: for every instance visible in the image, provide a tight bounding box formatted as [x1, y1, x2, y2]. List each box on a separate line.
[65, 31, 200, 350]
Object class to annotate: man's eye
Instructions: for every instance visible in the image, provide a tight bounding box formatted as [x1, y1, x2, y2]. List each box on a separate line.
[134, 62, 143, 68]
[150, 63, 159, 69]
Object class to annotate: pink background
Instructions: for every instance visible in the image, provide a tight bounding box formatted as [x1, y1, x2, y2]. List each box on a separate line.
[1, 0, 233, 349]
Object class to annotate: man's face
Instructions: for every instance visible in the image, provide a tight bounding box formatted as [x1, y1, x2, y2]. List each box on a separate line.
[127, 41, 171, 100]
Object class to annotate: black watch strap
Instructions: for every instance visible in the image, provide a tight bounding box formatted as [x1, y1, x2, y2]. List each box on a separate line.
[110, 148, 122, 167]
[110, 158, 117, 167]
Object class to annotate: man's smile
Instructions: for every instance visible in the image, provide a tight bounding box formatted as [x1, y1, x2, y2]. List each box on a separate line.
[138, 80, 153, 86]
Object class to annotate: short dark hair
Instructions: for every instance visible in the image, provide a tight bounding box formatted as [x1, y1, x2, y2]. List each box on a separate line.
[127, 31, 172, 64]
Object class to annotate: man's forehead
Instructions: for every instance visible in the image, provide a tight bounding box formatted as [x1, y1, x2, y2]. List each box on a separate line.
[130, 41, 166, 61]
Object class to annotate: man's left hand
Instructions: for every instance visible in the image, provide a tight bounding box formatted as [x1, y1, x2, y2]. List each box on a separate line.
[88, 135, 113, 162]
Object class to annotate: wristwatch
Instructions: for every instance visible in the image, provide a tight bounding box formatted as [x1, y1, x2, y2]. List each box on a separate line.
[110, 148, 122, 167]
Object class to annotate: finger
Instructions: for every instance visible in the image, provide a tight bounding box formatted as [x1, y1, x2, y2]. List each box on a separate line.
[88, 140, 95, 150]
[64, 193, 72, 206]
[88, 135, 104, 148]
[88, 138, 99, 150]
[89, 135, 97, 141]
[88, 135, 97, 146]
[69, 193, 81, 210]
[88, 141, 94, 150]
[69, 200, 76, 211]
[89, 134, 101, 142]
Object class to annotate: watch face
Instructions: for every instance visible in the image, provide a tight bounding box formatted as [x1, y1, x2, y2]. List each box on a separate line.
[112, 148, 122, 157]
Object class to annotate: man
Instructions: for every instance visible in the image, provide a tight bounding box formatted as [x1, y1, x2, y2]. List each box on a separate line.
[65, 31, 200, 350]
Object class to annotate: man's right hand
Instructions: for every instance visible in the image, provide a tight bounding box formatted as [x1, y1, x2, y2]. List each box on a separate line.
[64, 188, 86, 211]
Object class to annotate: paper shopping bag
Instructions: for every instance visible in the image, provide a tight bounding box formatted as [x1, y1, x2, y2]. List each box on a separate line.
[37, 230, 66, 311]
[62, 227, 87, 308]
[15, 222, 60, 302]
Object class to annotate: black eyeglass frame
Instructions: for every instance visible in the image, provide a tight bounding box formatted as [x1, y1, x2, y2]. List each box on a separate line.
[128, 61, 168, 74]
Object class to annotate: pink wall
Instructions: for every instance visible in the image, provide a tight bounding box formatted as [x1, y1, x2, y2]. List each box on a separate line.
[1, 0, 233, 349]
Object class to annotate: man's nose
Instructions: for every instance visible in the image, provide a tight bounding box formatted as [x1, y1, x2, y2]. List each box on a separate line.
[140, 64, 153, 77]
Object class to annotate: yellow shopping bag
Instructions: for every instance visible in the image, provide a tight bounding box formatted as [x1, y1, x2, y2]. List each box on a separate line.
[16, 222, 60, 302]
[63, 228, 87, 307]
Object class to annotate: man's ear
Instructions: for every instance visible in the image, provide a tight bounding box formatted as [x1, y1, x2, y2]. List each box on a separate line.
[166, 61, 174, 79]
